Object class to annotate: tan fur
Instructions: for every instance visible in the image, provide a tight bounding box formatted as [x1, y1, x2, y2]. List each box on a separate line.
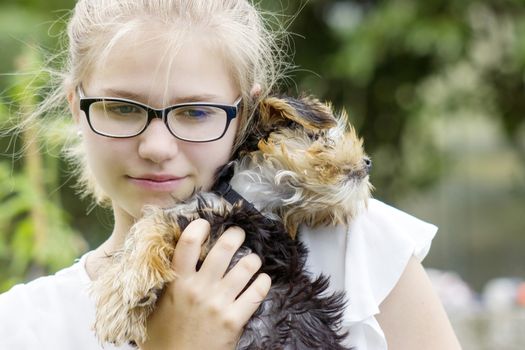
[234, 105, 372, 239]
[258, 96, 337, 131]
[92, 196, 230, 345]
[92, 208, 179, 344]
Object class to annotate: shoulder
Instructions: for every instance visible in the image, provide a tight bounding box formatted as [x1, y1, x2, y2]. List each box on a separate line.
[352, 198, 437, 260]
[300, 199, 439, 349]
[301, 199, 437, 295]
[348, 198, 437, 310]
[0, 254, 100, 349]
[0, 255, 90, 306]
[376, 256, 462, 349]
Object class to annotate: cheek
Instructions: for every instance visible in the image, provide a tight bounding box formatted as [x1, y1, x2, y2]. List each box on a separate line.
[82, 134, 128, 182]
[188, 140, 232, 173]
[188, 120, 238, 187]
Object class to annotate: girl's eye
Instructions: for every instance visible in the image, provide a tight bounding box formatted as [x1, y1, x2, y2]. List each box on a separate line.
[107, 103, 143, 115]
[183, 108, 210, 119]
[173, 107, 218, 121]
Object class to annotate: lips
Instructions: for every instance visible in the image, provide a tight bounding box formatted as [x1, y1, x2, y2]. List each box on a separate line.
[132, 174, 184, 182]
[127, 174, 187, 192]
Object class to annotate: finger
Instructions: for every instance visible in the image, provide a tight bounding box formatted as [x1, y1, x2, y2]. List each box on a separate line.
[198, 226, 245, 280]
[221, 253, 262, 300]
[172, 219, 210, 276]
[231, 273, 271, 325]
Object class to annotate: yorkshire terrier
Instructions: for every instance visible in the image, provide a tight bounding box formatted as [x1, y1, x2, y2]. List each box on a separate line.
[91, 95, 373, 349]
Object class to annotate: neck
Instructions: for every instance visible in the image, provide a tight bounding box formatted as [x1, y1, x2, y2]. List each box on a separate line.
[85, 205, 136, 280]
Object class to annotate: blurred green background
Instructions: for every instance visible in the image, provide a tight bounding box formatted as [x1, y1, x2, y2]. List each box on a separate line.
[0, 0, 524, 298]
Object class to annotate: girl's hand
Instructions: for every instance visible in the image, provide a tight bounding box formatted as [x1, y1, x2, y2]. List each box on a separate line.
[139, 219, 271, 350]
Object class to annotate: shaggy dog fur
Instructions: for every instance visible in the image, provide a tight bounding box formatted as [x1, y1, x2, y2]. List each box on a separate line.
[91, 95, 373, 349]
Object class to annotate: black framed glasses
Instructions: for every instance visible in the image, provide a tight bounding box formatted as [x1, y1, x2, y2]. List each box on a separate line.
[77, 86, 241, 142]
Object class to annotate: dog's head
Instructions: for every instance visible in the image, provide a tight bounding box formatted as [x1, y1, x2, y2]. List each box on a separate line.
[230, 96, 373, 238]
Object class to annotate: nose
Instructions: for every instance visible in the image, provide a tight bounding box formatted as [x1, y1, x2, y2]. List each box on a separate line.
[137, 118, 179, 164]
[363, 157, 372, 174]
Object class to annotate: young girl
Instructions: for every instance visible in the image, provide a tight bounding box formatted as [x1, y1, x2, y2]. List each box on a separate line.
[0, 1, 461, 349]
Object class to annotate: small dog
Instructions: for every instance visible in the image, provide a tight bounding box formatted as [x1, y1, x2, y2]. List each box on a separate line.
[91, 95, 373, 349]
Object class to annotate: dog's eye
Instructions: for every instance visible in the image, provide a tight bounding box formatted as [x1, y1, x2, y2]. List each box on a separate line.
[315, 135, 335, 148]
[325, 138, 335, 147]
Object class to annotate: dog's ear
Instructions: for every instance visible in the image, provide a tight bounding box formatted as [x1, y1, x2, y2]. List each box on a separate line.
[258, 96, 337, 131]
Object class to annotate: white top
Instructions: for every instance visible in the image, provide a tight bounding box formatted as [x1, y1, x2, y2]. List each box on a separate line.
[0, 199, 436, 350]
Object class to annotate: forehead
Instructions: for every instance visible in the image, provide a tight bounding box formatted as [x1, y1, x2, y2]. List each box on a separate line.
[85, 24, 239, 107]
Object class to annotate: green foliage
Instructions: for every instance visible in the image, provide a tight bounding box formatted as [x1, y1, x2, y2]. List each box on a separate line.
[286, 0, 525, 199]
[0, 47, 86, 292]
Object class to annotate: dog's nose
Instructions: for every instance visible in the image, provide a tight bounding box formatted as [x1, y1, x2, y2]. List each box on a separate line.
[363, 157, 372, 174]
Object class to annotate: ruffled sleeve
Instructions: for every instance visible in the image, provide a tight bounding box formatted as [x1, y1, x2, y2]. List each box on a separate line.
[344, 199, 437, 349]
[299, 199, 437, 350]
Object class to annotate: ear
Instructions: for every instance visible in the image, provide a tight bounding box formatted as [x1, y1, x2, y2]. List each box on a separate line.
[67, 88, 81, 125]
[258, 96, 337, 132]
[250, 83, 262, 98]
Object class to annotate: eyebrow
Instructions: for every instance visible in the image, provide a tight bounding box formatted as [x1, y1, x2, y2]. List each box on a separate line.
[100, 88, 224, 104]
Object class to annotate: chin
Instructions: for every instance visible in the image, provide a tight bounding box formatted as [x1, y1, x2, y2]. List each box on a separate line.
[144, 191, 197, 212]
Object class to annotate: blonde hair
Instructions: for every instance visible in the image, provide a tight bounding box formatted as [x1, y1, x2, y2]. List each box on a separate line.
[24, 0, 291, 205]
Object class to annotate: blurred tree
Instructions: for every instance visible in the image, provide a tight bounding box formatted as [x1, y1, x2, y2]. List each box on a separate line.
[0, 47, 86, 292]
[0, 3, 66, 88]
[280, 0, 525, 200]
[0, 2, 115, 284]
